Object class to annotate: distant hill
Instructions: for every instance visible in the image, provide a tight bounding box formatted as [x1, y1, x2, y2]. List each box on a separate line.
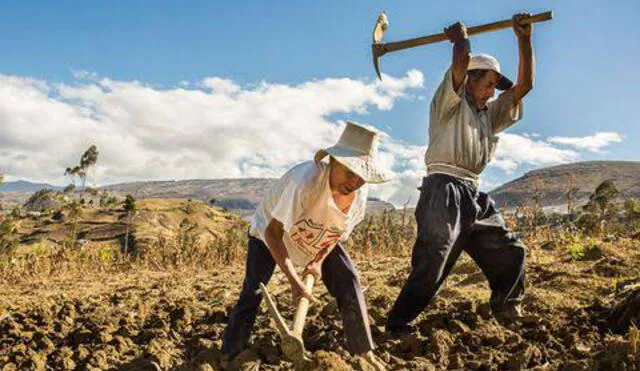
[11, 161, 636, 216]
[489, 161, 640, 211]
[0, 180, 64, 193]
[103, 178, 274, 211]
[103, 178, 395, 216]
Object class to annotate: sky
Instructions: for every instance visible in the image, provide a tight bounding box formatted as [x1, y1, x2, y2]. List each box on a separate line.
[0, 0, 637, 205]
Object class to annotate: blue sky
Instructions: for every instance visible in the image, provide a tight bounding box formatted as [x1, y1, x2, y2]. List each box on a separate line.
[0, 1, 637, 204]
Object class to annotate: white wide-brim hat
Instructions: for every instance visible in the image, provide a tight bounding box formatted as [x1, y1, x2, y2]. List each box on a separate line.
[314, 122, 391, 184]
[468, 54, 513, 91]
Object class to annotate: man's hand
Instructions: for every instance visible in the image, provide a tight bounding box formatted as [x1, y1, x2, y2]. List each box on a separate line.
[513, 13, 533, 39]
[444, 22, 468, 44]
[289, 276, 315, 306]
[302, 261, 322, 282]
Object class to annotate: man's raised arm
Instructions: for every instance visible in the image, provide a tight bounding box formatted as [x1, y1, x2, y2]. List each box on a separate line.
[512, 13, 535, 102]
[444, 22, 471, 92]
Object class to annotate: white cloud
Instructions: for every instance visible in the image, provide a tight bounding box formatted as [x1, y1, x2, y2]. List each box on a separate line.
[0, 70, 425, 195]
[200, 77, 241, 94]
[547, 132, 624, 153]
[490, 133, 581, 173]
[0, 69, 625, 207]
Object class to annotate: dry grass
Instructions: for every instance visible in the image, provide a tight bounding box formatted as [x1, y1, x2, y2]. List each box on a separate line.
[1, 197, 638, 287]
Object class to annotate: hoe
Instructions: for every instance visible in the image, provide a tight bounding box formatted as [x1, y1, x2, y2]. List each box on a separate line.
[260, 274, 315, 366]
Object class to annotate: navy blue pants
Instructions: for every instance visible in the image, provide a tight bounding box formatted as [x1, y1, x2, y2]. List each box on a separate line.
[222, 236, 374, 358]
[387, 174, 526, 329]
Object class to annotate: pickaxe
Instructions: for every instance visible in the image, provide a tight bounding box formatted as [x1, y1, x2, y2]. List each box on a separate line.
[260, 274, 316, 365]
[372, 11, 553, 79]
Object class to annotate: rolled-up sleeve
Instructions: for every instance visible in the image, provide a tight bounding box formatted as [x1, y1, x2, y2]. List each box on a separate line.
[430, 68, 465, 124]
[488, 88, 523, 134]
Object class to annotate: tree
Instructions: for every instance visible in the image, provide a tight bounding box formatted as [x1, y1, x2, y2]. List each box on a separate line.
[566, 173, 578, 215]
[64, 145, 99, 191]
[123, 195, 137, 255]
[78, 145, 99, 190]
[624, 198, 640, 222]
[67, 200, 83, 248]
[124, 195, 137, 212]
[63, 184, 76, 193]
[0, 218, 19, 251]
[0, 173, 4, 217]
[583, 180, 619, 219]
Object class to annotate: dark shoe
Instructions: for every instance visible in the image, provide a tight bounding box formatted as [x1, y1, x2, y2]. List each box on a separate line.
[493, 303, 540, 325]
[386, 324, 415, 339]
[493, 303, 524, 321]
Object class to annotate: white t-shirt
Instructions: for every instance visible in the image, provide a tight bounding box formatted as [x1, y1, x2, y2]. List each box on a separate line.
[250, 160, 368, 267]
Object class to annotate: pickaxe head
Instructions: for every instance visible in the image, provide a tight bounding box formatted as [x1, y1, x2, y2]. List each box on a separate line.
[372, 12, 389, 80]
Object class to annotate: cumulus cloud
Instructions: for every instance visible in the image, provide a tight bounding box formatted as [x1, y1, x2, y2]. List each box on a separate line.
[490, 133, 581, 173]
[0, 69, 624, 207]
[547, 132, 624, 153]
[0, 70, 424, 194]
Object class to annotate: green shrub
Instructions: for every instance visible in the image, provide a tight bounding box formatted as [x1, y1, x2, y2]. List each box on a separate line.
[576, 213, 601, 236]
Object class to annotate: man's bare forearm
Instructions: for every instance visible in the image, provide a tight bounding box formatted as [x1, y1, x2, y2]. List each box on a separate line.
[451, 39, 471, 91]
[514, 35, 534, 101]
[264, 220, 304, 286]
[265, 233, 297, 281]
[444, 22, 470, 92]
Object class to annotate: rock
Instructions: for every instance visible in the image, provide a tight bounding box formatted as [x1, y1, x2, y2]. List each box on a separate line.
[405, 356, 436, 371]
[573, 342, 591, 357]
[505, 345, 543, 370]
[448, 319, 471, 334]
[229, 349, 261, 371]
[310, 350, 349, 370]
[398, 333, 421, 356]
[429, 330, 453, 368]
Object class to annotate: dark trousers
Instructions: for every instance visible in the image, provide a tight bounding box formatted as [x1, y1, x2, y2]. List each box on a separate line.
[387, 173, 526, 329]
[222, 235, 374, 358]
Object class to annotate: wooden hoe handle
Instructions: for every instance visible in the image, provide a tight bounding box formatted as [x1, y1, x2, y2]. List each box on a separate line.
[292, 274, 315, 336]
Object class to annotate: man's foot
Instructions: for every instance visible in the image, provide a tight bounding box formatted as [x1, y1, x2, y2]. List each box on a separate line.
[358, 350, 387, 371]
[493, 303, 523, 320]
[222, 349, 261, 371]
[385, 324, 415, 339]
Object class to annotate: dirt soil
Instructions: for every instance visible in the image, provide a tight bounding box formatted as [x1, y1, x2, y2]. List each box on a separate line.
[1, 238, 639, 370]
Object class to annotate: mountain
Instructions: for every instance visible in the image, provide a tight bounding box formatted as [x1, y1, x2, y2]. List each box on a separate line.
[0, 180, 64, 193]
[102, 179, 395, 216]
[7, 160, 637, 215]
[489, 161, 640, 211]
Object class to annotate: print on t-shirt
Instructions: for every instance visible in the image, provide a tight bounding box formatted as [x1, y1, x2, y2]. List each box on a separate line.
[290, 218, 343, 256]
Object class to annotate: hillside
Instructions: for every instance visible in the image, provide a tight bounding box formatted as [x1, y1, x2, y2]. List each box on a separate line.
[103, 179, 395, 216]
[11, 199, 244, 253]
[490, 161, 640, 210]
[5, 160, 639, 216]
[0, 180, 63, 193]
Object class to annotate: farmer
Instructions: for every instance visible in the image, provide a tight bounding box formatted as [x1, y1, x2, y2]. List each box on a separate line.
[222, 122, 388, 369]
[386, 13, 535, 335]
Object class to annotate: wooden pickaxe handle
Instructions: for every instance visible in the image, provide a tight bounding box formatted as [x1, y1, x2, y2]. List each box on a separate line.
[380, 11, 552, 54]
[292, 274, 315, 336]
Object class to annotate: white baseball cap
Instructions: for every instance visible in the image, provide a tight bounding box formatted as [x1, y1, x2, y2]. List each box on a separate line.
[468, 54, 513, 91]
